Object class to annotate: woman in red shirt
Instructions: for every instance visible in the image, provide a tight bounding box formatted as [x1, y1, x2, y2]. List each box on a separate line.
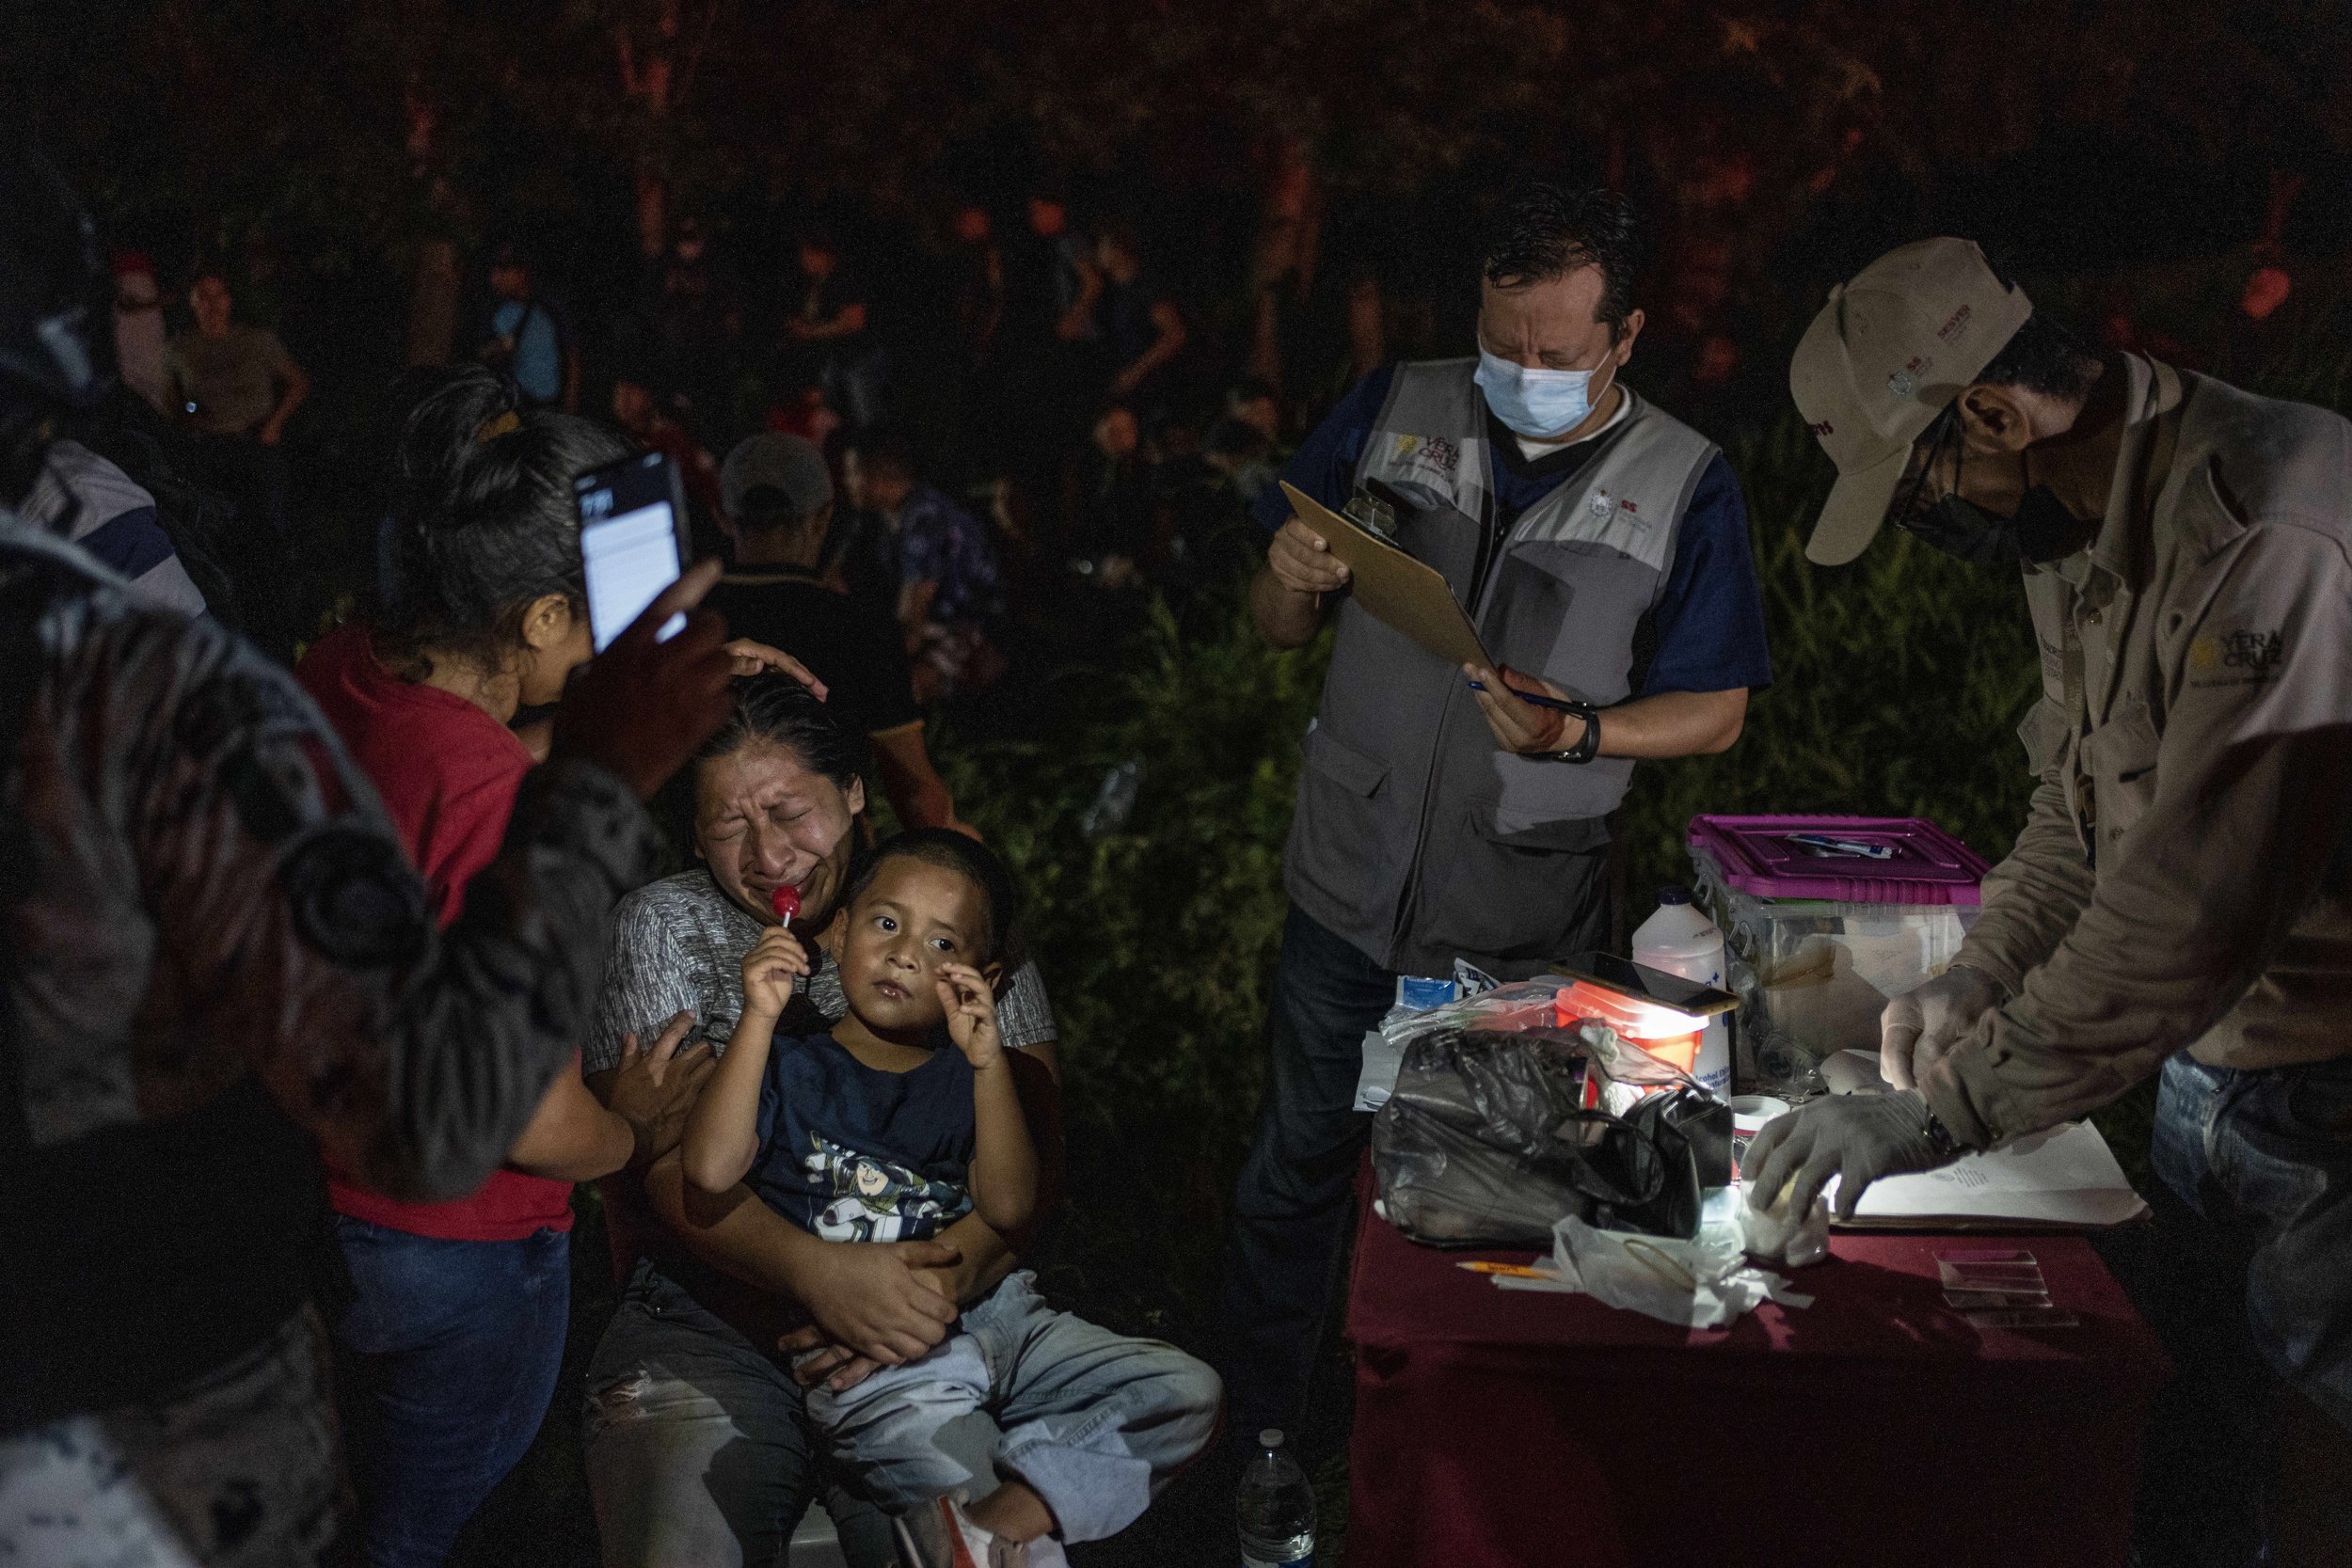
[295, 367, 716, 1568]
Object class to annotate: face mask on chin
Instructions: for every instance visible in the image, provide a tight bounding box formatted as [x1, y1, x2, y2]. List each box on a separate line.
[1474, 345, 1608, 440]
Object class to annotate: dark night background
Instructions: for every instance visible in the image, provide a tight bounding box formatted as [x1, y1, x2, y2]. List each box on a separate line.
[9, 3, 2352, 1563]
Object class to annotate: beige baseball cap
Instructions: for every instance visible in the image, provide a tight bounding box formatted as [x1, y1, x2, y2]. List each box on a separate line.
[1790, 239, 2033, 565]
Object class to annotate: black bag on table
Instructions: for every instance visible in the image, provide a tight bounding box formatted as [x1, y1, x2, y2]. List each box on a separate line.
[1369, 1027, 1726, 1247]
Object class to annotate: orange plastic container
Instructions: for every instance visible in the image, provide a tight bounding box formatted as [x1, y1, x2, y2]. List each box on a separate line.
[1555, 982, 1704, 1105]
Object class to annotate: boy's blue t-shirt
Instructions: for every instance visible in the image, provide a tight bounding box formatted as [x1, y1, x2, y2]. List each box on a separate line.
[750, 1031, 975, 1243]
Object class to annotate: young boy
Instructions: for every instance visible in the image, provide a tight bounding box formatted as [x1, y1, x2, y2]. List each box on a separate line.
[681, 831, 1221, 1568]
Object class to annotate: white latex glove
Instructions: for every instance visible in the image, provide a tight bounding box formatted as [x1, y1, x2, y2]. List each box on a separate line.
[1879, 965, 2005, 1092]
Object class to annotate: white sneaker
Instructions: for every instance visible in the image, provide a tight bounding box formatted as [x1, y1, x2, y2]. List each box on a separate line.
[892, 1495, 1057, 1568]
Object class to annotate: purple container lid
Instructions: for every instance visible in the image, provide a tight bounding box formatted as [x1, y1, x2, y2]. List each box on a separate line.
[1687, 815, 1991, 905]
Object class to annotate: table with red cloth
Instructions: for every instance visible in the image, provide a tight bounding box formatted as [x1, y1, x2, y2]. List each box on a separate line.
[1345, 1175, 2170, 1568]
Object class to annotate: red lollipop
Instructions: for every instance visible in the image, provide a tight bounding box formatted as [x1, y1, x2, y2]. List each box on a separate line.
[770, 884, 801, 927]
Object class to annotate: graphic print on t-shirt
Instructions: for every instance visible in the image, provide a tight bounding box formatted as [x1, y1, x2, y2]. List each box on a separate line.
[802, 1131, 970, 1243]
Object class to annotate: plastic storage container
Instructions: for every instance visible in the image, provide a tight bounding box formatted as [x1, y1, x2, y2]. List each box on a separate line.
[1687, 815, 1989, 1094]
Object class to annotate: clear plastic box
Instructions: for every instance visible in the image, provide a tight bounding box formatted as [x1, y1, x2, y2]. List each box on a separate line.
[1685, 816, 1989, 1095]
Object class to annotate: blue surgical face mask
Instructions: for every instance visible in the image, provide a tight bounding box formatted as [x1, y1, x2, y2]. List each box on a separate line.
[1475, 344, 1605, 439]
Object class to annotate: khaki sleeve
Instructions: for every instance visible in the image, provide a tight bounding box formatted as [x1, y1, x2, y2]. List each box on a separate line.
[1953, 699, 2096, 995]
[1926, 522, 2352, 1147]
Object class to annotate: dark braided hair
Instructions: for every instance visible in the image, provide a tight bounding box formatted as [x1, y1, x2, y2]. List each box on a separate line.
[373, 363, 628, 678]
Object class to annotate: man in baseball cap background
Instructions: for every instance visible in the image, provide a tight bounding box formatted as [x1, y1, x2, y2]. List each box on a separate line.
[706, 431, 970, 835]
[1758, 237, 2352, 1563]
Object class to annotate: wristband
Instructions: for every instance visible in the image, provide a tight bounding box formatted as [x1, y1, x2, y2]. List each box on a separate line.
[1539, 703, 1602, 765]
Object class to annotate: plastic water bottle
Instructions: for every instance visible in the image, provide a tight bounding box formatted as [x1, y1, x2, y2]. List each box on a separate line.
[1237, 1428, 1316, 1568]
[1632, 885, 1730, 1096]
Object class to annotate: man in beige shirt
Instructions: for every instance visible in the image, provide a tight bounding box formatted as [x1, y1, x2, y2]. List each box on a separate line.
[1749, 238, 2352, 1561]
[165, 269, 308, 573]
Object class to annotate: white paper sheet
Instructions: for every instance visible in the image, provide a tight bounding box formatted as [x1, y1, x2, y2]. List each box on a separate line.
[1829, 1119, 2149, 1229]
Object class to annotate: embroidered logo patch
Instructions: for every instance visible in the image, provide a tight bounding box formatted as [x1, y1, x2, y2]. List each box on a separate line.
[2188, 627, 2286, 685]
[1392, 433, 1457, 475]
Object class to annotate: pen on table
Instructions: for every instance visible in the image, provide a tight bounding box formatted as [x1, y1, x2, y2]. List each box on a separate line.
[1457, 1260, 1554, 1279]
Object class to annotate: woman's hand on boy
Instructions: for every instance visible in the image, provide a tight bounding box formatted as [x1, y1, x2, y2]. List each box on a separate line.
[608, 1010, 714, 1166]
[739, 926, 811, 1019]
[780, 1238, 961, 1368]
[936, 962, 1003, 1070]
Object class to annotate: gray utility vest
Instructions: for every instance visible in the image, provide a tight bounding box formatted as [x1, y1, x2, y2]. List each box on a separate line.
[1282, 357, 1720, 977]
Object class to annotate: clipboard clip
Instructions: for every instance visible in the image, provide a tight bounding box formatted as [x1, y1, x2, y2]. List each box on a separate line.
[1344, 487, 1401, 545]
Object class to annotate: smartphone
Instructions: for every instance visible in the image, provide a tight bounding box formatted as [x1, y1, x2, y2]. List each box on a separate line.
[574, 450, 691, 652]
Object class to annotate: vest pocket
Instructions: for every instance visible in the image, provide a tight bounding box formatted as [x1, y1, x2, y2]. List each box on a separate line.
[1289, 726, 1392, 918]
[1413, 803, 1613, 965]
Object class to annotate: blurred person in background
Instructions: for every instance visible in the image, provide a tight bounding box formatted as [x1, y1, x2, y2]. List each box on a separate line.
[612, 367, 726, 558]
[651, 216, 743, 417]
[165, 266, 308, 562]
[789, 226, 884, 430]
[1096, 221, 1188, 411]
[707, 433, 967, 834]
[111, 249, 170, 415]
[480, 244, 579, 413]
[1225, 375, 1283, 447]
[842, 428, 1006, 703]
[0, 150, 736, 1568]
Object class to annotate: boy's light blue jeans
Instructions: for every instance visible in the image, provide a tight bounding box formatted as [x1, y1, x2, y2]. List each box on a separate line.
[803, 1271, 1221, 1544]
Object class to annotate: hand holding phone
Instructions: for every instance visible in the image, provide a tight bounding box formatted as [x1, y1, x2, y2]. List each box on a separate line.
[576, 451, 691, 652]
[553, 560, 736, 800]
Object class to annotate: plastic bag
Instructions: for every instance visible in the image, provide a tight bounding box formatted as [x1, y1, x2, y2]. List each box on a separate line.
[1371, 1024, 1716, 1247]
[1537, 1191, 1812, 1329]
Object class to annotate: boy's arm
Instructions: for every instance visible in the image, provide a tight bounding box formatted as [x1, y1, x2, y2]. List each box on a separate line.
[940, 961, 1037, 1235]
[967, 1052, 1039, 1234]
[682, 926, 807, 1191]
[679, 1010, 772, 1193]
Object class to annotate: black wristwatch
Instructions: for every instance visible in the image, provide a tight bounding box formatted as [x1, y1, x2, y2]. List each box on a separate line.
[1538, 701, 1602, 765]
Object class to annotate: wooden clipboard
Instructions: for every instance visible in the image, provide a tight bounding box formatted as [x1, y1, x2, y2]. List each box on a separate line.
[1279, 481, 1490, 668]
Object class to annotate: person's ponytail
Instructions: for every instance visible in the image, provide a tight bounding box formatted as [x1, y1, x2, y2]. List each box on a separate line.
[373, 362, 627, 678]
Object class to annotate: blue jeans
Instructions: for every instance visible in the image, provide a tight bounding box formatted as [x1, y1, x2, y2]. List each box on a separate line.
[583, 1261, 898, 1568]
[804, 1272, 1221, 1544]
[333, 1218, 572, 1568]
[2150, 1053, 2352, 1431]
[1216, 904, 1399, 1440]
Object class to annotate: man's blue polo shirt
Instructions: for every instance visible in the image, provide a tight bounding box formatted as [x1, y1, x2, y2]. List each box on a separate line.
[1253, 365, 1772, 697]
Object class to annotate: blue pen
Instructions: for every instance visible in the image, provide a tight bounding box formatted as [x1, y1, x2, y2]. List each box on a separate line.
[1465, 678, 1587, 715]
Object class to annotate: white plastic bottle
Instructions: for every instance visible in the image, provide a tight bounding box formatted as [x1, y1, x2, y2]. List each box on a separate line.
[1237, 1428, 1317, 1568]
[1632, 885, 1730, 1096]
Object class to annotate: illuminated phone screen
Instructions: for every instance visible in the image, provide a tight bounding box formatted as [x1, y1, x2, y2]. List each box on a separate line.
[575, 451, 690, 652]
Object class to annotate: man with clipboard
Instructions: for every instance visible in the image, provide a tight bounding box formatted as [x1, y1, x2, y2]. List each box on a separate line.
[1219, 183, 1772, 1444]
